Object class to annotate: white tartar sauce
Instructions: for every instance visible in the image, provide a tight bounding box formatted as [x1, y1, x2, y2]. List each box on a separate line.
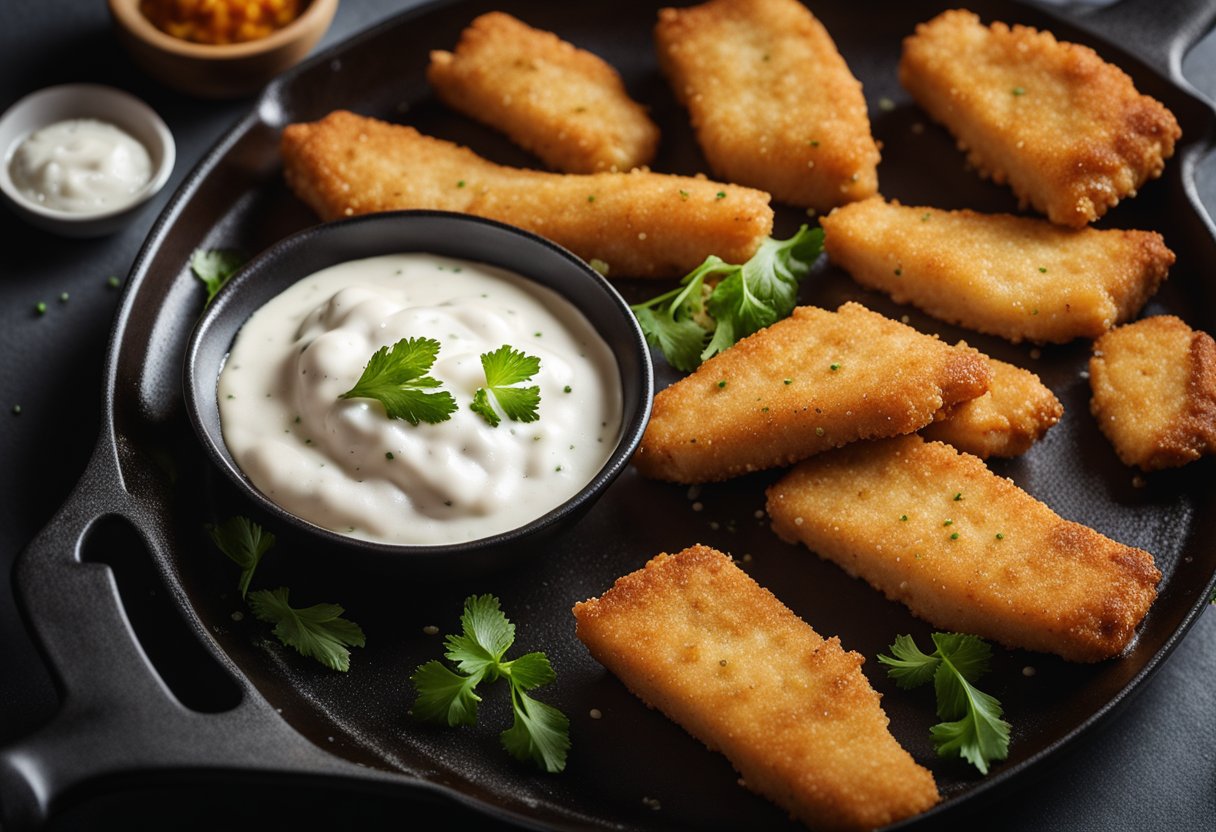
[9, 118, 152, 214]
[218, 253, 623, 545]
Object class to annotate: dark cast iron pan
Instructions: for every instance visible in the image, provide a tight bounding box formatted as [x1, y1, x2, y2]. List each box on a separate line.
[2, 0, 1216, 829]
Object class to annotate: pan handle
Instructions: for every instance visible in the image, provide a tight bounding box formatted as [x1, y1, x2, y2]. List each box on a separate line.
[1069, 0, 1216, 80]
[0, 438, 389, 830]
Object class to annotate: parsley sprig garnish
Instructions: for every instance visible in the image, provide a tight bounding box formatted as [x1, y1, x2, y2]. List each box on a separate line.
[411, 595, 571, 773]
[208, 515, 365, 672]
[207, 515, 273, 598]
[248, 587, 366, 673]
[471, 345, 541, 427]
[631, 225, 824, 371]
[878, 633, 1011, 774]
[339, 336, 458, 425]
[191, 248, 245, 305]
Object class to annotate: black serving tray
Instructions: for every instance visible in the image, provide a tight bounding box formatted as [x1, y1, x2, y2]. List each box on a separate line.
[2, 1, 1215, 829]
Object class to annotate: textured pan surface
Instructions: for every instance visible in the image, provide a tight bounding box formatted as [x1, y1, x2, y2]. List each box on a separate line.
[101, 0, 1216, 828]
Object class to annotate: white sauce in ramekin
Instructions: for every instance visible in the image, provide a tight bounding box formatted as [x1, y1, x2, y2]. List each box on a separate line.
[217, 253, 623, 545]
[9, 118, 152, 214]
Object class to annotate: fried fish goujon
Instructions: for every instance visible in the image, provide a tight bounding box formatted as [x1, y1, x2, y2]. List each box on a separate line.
[655, 0, 880, 211]
[428, 12, 659, 174]
[900, 10, 1180, 227]
[280, 111, 772, 278]
[922, 346, 1062, 459]
[767, 435, 1161, 662]
[1090, 316, 1216, 470]
[573, 544, 940, 831]
[634, 302, 991, 483]
[821, 197, 1174, 343]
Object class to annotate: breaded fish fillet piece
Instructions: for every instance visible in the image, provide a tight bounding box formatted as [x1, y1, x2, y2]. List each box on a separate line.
[923, 345, 1062, 459]
[573, 544, 940, 831]
[900, 9, 1180, 227]
[281, 110, 772, 278]
[633, 302, 991, 483]
[767, 435, 1161, 662]
[1090, 316, 1216, 470]
[821, 197, 1173, 343]
[655, 0, 879, 211]
[428, 12, 660, 174]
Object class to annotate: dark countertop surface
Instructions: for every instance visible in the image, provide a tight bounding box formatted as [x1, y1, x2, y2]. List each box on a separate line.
[1, 1, 1213, 829]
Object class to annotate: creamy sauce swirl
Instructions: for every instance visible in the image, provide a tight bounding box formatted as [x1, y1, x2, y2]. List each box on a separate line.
[218, 254, 622, 545]
[9, 118, 152, 214]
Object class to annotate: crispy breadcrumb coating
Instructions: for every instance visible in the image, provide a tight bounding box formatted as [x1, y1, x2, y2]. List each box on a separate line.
[923, 344, 1063, 459]
[633, 302, 991, 483]
[655, 0, 879, 211]
[1090, 316, 1216, 470]
[573, 544, 940, 831]
[900, 9, 1180, 226]
[767, 435, 1160, 662]
[280, 110, 772, 278]
[821, 197, 1173, 343]
[428, 12, 659, 173]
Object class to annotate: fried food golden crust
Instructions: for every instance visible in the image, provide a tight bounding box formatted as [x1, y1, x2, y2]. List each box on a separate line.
[280, 111, 773, 278]
[633, 302, 991, 483]
[655, 0, 879, 211]
[427, 12, 659, 174]
[922, 345, 1062, 458]
[767, 435, 1160, 662]
[822, 197, 1172, 343]
[899, 9, 1180, 227]
[573, 544, 940, 831]
[821, 197, 1174, 343]
[1090, 316, 1216, 470]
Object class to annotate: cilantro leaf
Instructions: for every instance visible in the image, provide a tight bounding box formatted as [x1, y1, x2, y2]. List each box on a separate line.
[207, 515, 274, 598]
[191, 248, 245, 305]
[444, 594, 516, 677]
[411, 594, 570, 773]
[410, 660, 484, 726]
[501, 685, 571, 773]
[629, 226, 823, 370]
[877, 633, 940, 690]
[340, 337, 457, 425]
[471, 346, 541, 427]
[879, 632, 1010, 775]
[248, 587, 366, 672]
[929, 679, 1011, 775]
[502, 651, 557, 690]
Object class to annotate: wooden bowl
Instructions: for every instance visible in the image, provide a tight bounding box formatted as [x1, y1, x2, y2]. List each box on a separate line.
[107, 0, 339, 99]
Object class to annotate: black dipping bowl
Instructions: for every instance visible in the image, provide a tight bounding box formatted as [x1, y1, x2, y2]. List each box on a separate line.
[184, 211, 653, 576]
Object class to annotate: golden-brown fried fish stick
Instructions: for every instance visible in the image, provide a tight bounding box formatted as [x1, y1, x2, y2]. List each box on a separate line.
[900, 9, 1180, 227]
[573, 544, 940, 831]
[281, 111, 772, 278]
[1090, 316, 1216, 470]
[655, 0, 879, 211]
[821, 197, 1173, 343]
[428, 12, 660, 174]
[633, 302, 990, 483]
[767, 435, 1160, 662]
[923, 346, 1062, 458]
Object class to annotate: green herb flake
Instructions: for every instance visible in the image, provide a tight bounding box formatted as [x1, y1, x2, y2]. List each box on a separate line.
[678, 189, 690, 200]
[894, 267, 902, 276]
[1012, 86, 1026, 96]
[996, 533, 1005, 540]
[900, 514, 908, 521]
[457, 180, 466, 188]
[587, 195, 596, 203]
[809, 140, 820, 147]
[954, 492, 963, 501]
[385, 452, 395, 460]
[715, 191, 727, 199]
[59, 292, 69, 303]
[1038, 266, 1048, 273]
[11, 404, 22, 415]
[34, 301, 47, 315]
[411, 595, 571, 773]
[950, 532, 959, 540]
[944, 519, 954, 526]
[717, 379, 727, 389]
[830, 363, 841, 372]
[339, 336, 457, 425]
[107, 275, 121, 289]
[471, 345, 541, 428]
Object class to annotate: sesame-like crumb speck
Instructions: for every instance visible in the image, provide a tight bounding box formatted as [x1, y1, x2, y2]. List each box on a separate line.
[589, 708, 602, 719]
[423, 625, 440, 635]
[1022, 666, 1037, 677]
